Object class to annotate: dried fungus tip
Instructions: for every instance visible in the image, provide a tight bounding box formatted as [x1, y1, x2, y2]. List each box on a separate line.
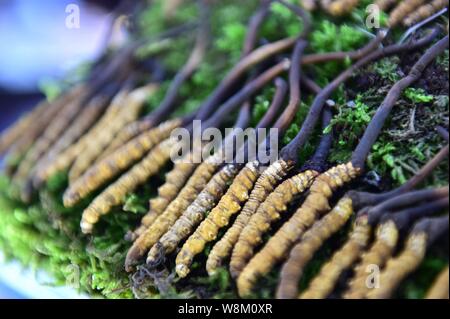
[274, 196, 354, 299]
[300, 215, 371, 299]
[63, 118, 181, 207]
[69, 84, 159, 182]
[125, 154, 224, 272]
[389, 0, 426, 27]
[375, 0, 400, 11]
[232, 162, 360, 289]
[403, 0, 449, 26]
[344, 220, 399, 299]
[228, 169, 318, 279]
[202, 161, 262, 275]
[425, 266, 449, 299]
[174, 161, 261, 278]
[146, 164, 240, 264]
[326, 0, 360, 16]
[80, 137, 177, 234]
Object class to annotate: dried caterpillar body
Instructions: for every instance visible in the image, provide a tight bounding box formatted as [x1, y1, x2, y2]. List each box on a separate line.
[375, 0, 400, 11]
[129, 158, 199, 241]
[389, 0, 426, 26]
[63, 118, 181, 207]
[12, 88, 89, 189]
[300, 216, 371, 299]
[234, 162, 360, 294]
[203, 161, 263, 275]
[34, 89, 130, 183]
[366, 231, 428, 299]
[326, 0, 360, 16]
[228, 168, 317, 279]
[146, 164, 240, 264]
[0, 99, 49, 155]
[69, 84, 159, 182]
[274, 197, 354, 299]
[344, 220, 399, 299]
[226, 159, 294, 278]
[403, 0, 449, 26]
[80, 138, 176, 234]
[125, 154, 224, 271]
[425, 266, 449, 299]
[175, 161, 261, 278]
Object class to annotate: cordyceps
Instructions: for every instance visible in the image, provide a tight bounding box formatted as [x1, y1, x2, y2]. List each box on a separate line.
[324, 0, 361, 16]
[300, 140, 449, 299]
[273, 35, 449, 299]
[123, 0, 273, 243]
[123, 56, 292, 270]
[403, 0, 449, 27]
[145, 79, 288, 264]
[366, 214, 449, 299]
[229, 102, 332, 280]
[425, 266, 449, 299]
[389, 0, 427, 27]
[62, 118, 183, 208]
[101, 1, 211, 157]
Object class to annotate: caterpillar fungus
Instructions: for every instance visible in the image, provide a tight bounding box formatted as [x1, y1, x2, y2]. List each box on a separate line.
[35, 83, 140, 184]
[68, 83, 159, 182]
[425, 266, 449, 299]
[123, 58, 291, 269]
[299, 215, 371, 299]
[238, 30, 448, 294]
[80, 137, 178, 234]
[274, 196, 354, 299]
[303, 144, 450, 299]
[174, 161, 261, 278]
[63, 118, 182, 208]
[389, 0, 426, 26]
[124, 0, 272, 242]
[366, 215, 449, 299]
[230, 97, 333, 280]
[147, 76, 288, 262]
[403, 0, 449, 26]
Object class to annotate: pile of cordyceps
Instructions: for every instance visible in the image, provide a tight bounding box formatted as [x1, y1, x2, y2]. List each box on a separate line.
[0, 0, 448, 299]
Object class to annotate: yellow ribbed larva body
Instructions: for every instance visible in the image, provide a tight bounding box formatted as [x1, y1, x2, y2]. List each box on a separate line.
[425, 266, 449, 299]
[80, 138, 176, 234]
[366, 231, 427, 299]
[129, 152, 200, 241]
[326, 0, 360, 16]
[403, 0, 449, 26]
[69, 85, 158, 182]
[146, 164, 240, 263]
[228, 169, 317, 279]
[389, 0, 426, 26]
[34, 89, 130, 184]
[272, 197, 354, 299]
[300, 215, 371, 299]
[344, 220, 399, 299]
[232, 162, 360, 285]
[124, 154, 223, 271]
[175, 161, 261, 278]
[63, 119, 181, 207]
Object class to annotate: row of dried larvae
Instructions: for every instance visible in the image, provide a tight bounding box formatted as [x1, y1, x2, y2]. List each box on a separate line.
[300, 0, 449, 27]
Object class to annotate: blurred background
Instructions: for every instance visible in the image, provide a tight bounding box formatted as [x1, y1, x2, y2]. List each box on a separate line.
[0, 0, 123, 298]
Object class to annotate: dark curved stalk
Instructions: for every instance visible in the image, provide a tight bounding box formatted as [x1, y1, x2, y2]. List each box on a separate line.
[413, 214, 449, 247]
[436, 126, 449, 142]
[280, 29, 440, 165]
[351, 35, 449, 169]
[257, 78, 288, 129]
